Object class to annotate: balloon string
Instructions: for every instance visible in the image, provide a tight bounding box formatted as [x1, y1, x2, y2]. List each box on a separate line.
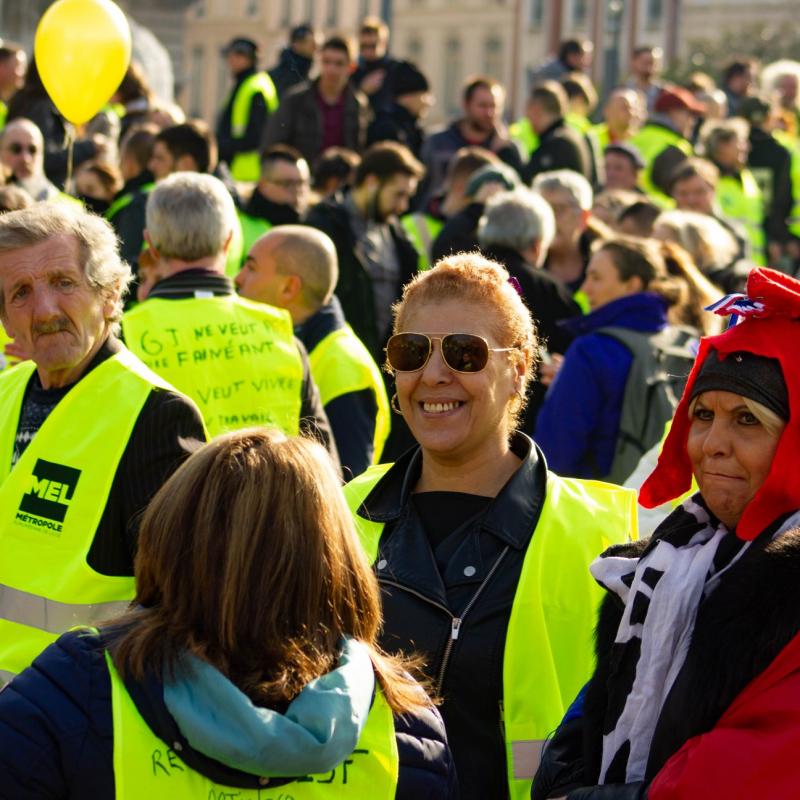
[65, 124, 75, 195]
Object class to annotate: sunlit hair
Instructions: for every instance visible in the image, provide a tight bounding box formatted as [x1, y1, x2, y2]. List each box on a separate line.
[654, 209, 740, 272]
[533, 169, 593, 211]
[688, 394, 785, 439]
[592, 235, 686, 308]
[108, 428, 430, 714]
[391, 253, 539, 427]
[659, 240, 723, 337]
[0, 202, 131, 332]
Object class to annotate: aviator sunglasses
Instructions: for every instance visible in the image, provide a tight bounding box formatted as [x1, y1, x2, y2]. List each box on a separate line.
[386, 332, 515, 374]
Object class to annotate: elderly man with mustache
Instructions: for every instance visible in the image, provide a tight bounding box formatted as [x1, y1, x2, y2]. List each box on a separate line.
[0, 202, 206, 686]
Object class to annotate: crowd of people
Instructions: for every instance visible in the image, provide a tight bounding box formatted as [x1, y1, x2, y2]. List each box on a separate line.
[2, 13, 800, 800]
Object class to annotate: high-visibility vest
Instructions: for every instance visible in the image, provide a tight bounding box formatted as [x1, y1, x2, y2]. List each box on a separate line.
[0, 326, 20, 372]
[773, 130, 800, 240]
[716, 169, 766, 265]
[565, 112, 592, 135]
[224, 211, 246, 278]
[0, 100, 7, 131]
[228, 72, 280, 183]
[510, 117, 539, 160]
[105, 649, 399, 799]
[590, 122, 611, 152]
[400, 212, 444, 271]
[238, 210, 272, 262]
[344, 466, 637, 800]
[0, 349, 174, 682]
[105, 182, 155, 223]
[630, 123, 692, 206]
[309, 325, 391, 463]
[123, 294, 303, 437]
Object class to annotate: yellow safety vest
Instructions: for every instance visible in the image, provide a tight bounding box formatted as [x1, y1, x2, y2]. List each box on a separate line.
[0, 326, 21, 372]
[229, 72, 280, 183]
[105, 182, 155, 223]
[238, 210, 272, 262]
[510, 117, 539, 160]
[0, 100, 7, 131]
[400, 212, 444, 271]
[589, 122, 612, 153]
[122, 294, 303, 437]
[309, 326, 391, 463]
[630, 123, 692, 207]
[344, 466, 637, 800]
[716, 169, 766, 265]
[106, 649, 399, 800]
[774, 130, 800, 239]
[0, 349, 174, 682]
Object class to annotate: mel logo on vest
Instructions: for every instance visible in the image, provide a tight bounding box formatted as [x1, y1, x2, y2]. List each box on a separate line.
[15, 458, 81, 534]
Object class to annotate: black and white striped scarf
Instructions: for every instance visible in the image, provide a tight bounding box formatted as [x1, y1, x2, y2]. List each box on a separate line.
[589, 495, 764, 784]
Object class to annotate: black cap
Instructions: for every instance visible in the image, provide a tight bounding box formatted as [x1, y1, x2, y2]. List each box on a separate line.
[392, 61, 430, 97]
[605, 142, 645, 170]
[223, 37, 259, 59]
[691, 349, 789, 421]
[290, 23, 314, 42]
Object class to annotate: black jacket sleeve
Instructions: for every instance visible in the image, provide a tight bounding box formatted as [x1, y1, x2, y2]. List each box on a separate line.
[324, 389, 377, 481]
[86, 388, 207, 577]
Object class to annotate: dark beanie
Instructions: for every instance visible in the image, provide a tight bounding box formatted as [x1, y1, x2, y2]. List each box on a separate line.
[690, 349, 789, 421]
[392, 61, 430, 97]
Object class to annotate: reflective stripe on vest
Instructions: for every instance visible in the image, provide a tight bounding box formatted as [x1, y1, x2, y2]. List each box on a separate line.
[107, 650, 399, 799]
[229, 72, 280, 183]
[343, 466, 637, 800]
[630, 124, 692, 206]
[716, 170, 766, 264]
[105, 182, 155, 223]
[400, 213, 444, 271]
[510, 117, 539, 160]
[309, 326, 391, 463]
[238, 210, 272, 262]
[0, 349, 173, 678]
[122, 295, 303, 437]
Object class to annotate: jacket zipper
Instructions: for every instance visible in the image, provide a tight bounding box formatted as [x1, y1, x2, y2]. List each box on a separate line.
[433, 545, 510, 694]
[382, 546, 511, 695]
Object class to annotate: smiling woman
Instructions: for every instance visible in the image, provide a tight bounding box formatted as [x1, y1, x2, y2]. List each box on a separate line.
[344, 253, 637, 800]
[532, 267, 800, 800]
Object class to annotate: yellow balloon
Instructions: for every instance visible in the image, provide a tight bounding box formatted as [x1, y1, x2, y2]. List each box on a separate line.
[35, 0, 131, 125]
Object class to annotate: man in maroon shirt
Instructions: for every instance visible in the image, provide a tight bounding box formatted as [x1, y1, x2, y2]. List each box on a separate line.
[263, 37, 370, 165]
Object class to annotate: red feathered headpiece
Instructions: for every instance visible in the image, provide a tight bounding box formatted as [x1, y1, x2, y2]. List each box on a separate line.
[640, 268, 800, 540]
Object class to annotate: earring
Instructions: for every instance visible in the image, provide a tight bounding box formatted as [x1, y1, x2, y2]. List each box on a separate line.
[391, 393, 403, 415]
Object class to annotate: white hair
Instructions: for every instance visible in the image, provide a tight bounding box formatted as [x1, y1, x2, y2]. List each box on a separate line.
[146, 172, 237, 261]
[0, 202, 131, 332]
[477, 188, 555, 262]
[532, 169, 594, 211]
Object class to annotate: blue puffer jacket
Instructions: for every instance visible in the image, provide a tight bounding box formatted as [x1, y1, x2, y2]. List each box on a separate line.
[0, 629, 458, 799]
[534, 293, 668, 479]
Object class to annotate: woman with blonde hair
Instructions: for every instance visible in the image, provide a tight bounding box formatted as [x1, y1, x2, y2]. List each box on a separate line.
[0, 429, 457, 798]
[345, 253, 636, 800]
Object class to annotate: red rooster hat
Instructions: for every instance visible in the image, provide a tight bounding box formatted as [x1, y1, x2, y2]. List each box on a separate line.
[640, 267, 800, 540]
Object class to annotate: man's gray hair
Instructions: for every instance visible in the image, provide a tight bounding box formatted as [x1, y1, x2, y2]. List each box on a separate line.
[0, 202, 131, 331]
[146, 172, 237, 262]
[532, 169, 594, 211]
[477, 189, 555, 261]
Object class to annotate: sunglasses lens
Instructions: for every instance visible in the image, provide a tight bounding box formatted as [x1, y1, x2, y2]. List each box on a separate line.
[442, 334, 489, 372]
[387, 333, 430, 371]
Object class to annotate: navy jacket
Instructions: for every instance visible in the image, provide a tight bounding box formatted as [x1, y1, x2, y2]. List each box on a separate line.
[0, 630, 458, 799]
[534, 293, 668, 478]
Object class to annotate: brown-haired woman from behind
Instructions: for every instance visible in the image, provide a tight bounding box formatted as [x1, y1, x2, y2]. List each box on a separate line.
[0, 428, 457, 799]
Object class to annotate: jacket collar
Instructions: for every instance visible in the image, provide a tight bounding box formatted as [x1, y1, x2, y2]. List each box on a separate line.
[561, 292, 668, 338]
[358, 432, 547, 551]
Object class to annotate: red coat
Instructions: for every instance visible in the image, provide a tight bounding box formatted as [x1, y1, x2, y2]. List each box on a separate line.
[650, 630, 800, 799]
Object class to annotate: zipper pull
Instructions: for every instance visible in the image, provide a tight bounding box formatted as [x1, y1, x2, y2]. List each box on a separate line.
[451, 617, 462, 640]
